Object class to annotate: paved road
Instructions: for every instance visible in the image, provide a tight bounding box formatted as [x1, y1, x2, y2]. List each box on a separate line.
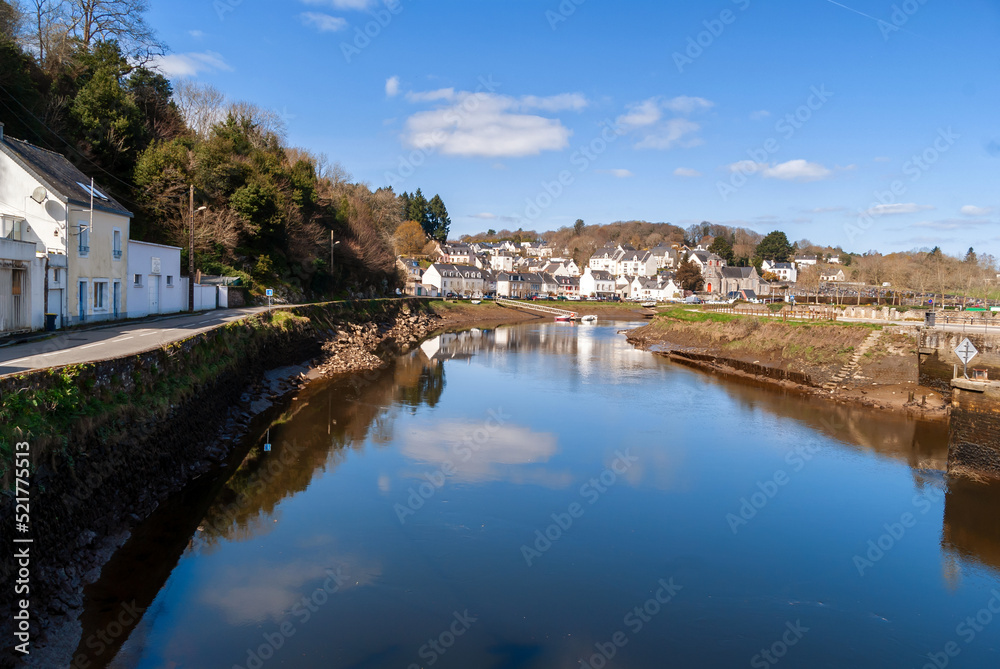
[0, 307, 270, 378]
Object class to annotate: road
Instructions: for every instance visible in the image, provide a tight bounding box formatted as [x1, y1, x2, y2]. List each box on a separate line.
[0, 307, 270, 378]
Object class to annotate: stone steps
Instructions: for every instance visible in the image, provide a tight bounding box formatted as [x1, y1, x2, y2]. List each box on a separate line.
[822, 329, 883, 390]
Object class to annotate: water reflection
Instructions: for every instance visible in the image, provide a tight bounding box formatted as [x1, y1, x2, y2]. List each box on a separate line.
[73, 322, 1000, 669]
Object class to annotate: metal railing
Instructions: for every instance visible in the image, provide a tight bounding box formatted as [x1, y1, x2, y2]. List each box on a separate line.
[701, 304, 840, 321]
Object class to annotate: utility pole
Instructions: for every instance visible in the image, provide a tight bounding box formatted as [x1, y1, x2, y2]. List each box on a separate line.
[188, 185, 194, 312]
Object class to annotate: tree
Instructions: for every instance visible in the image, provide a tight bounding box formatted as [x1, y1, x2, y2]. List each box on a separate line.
[426, 194, 450, 242]
[676, 259, 704, 291]
[839, 252, 852, 266]
[573, 218, 585, 236]
[708, 235, 734, 264]
[70, 0, 165, 63]
[0, 0, 21, 41]
[754, 230, 792, 263]
[965, 247, 977, 264]
[393, 220, 426, 255]
[406, 188, 430, 234]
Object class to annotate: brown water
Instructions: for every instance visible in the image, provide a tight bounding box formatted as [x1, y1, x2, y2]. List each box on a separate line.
[73, 321, 1000, 669]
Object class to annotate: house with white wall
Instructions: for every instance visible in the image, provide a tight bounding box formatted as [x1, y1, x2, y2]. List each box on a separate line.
[579, 267, 616, 299]
[422, 263, 487, 296]
[0, 236, 45, 333]
[127, 241, 186, 318]
[0, 124, 132, 327]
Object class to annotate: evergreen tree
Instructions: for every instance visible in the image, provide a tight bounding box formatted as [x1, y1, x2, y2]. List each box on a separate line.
[708, 236, 734, 264]
[676, 259, 704, 291]
[754, 230, 793, 263]
[427, 194, 450, 242]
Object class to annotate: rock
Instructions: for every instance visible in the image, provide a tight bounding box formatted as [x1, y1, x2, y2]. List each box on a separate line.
[76, 530, 97, 549]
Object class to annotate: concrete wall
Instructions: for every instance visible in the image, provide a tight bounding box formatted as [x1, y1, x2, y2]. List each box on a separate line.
[126, 241, 185, 318]
[948, 379, 1000, 479]
[919, 330, 1000, 394]
[193, 284, 218, 311]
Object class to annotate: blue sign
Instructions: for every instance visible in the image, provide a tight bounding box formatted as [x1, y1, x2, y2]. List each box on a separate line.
[264, 443, 271, 452]
[266, 289, 274, 297]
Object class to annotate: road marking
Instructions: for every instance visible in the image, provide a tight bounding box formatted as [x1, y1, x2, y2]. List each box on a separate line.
[80, 342, 103, 349]
[197, 320, 216, 325]
[2, 358, 29, 365]
[139, 332, 158, 336]
[114, 336, 135, 342]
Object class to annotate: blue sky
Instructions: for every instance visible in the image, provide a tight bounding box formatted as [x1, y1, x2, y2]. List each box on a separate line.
[148, 0, 1000, 256]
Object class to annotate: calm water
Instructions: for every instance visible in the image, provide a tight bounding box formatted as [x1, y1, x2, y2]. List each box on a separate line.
[78, 321, 1000, 669]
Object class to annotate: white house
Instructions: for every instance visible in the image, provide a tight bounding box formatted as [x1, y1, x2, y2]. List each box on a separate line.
[579, 267, 616, 299]
[687, 250, 726, 274]
[820, 267, 847, 282]
[422, 263, 487, 297]
[490, 253, 515, 273]
[616, 249, 657, 278]
[0, 235, 46, 333]
[0, 124, 132, 327]
[794, 254, 818, 267]
[127, 241, 186, 318]
[762, 260, 797, 283]
[496, 272, 542, 298]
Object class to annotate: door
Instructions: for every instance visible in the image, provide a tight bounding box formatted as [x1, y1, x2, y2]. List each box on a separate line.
[149, 275, 160, 314]
[113, 281, 121, 319]
[78, 281, 87, 322]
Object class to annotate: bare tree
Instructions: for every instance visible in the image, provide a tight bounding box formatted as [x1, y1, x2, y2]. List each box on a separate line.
[68, 0, 164, 62]
[172, 79, 225, 138]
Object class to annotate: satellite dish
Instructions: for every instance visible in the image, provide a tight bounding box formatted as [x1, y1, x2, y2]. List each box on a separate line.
[30, 186, 47, 204]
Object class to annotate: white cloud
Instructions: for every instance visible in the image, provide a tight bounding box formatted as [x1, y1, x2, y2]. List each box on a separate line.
[598, 169, 634, 178]
[471, 212, 497, 219]
[402, 90, 574, 158]
[617, 96, 711, 151]
[725, 159, 834, 182]
[385, 76, 400, 98]
[961, 205, 994, 216]
[763, 159, 833, 181]
[673, 167, 702, 178]
[188, 30, 205, 39]
[913, 218, 989, 230]
[864, 203, 935, 216]
[405, 88, 456, 103]
[300, 11, 348, 32]
[150, 51, 232, 78]
[750, 110, 771, 121]
[301, 0, 379, 9]
[519, 93, 589, 112]
[662, 96, 713, 114]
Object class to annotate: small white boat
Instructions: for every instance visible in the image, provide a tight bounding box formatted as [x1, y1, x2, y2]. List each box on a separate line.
[641, 301, 657, 308]
[470, 300, 481, 305]
[580, 315, 598, 323]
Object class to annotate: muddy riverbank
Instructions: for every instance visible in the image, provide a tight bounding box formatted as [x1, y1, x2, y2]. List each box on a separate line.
[626, 310, 949, 417]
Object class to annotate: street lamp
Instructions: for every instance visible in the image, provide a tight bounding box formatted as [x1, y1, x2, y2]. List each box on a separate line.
[188, 184, 207, 311]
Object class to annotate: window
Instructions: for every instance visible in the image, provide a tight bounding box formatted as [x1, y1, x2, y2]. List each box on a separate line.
[78, 221, 89, 255]
[52, 268, 61, 283]
[93, 281, 108, 312]
[166, 275, 174, 287]
[113, 229, 122, 260]
[76, 181, 109, 200]
[133, 274, 143, 286]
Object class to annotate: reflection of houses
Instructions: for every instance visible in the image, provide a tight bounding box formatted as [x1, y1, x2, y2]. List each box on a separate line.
[0, 126, 132, 327]
[943, 479, 1000, 578]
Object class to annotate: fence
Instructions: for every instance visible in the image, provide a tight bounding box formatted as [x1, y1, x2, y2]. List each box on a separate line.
[701, 304, 840, 321]
[0, 261, 30, 334]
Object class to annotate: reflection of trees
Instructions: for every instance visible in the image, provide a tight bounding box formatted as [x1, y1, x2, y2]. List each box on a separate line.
[942, 478, 1000, 578]
[395, 357, 446, 409]
[196, 353, 447, 550]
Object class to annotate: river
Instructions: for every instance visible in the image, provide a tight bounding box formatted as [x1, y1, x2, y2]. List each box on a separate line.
[74, 320, 1000, 668]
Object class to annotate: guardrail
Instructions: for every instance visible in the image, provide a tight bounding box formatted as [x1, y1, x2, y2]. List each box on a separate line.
[701, 304, 840, 321]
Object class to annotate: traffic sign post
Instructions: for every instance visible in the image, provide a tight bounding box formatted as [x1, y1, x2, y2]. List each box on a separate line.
[955, 338, 978, 379]
[266, 288, 273, 311]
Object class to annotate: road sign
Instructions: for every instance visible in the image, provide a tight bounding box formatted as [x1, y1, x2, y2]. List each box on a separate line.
[266, 289, 273, 297]
[955, 338, 978, 365]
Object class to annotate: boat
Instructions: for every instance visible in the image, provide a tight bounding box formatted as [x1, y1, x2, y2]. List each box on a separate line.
[580, 315, 598, 323]
[554, 315, 573, 322]
[470, 300, 481, 305]
[641, 301, 657, 308]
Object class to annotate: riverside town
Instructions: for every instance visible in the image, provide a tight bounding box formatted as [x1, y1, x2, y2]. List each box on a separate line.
[2, 1, 1000, 667]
